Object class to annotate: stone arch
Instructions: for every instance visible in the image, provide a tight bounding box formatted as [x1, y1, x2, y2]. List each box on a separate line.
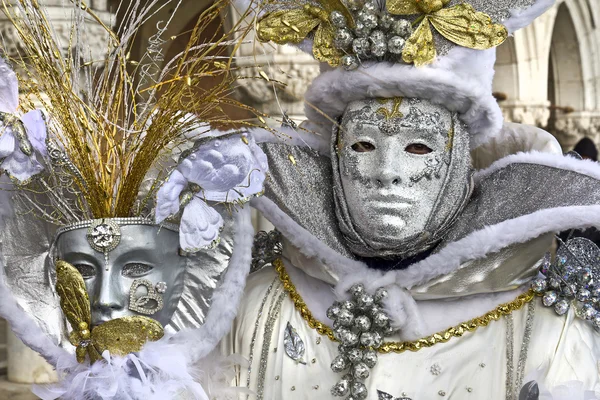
[493, 37, 519, 101]
[546, 0, 600, 149]
[548, 2, 585, 112]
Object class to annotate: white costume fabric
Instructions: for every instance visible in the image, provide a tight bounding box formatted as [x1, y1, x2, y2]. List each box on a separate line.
[213, 0, 600, 396]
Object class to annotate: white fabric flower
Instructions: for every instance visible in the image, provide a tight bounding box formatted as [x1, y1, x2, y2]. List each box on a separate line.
[0, 58, 47, 182]
[156, 133, 268, 252]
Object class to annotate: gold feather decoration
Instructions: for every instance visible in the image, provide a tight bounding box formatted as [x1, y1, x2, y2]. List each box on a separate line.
[256, 0, 354, 66]
[56, 260, 164, 364]
[386, 0, 508, 66]
[2, 0, 257, 223]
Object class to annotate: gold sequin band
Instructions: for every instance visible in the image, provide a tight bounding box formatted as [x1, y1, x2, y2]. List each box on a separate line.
[273, 258, 535, 355]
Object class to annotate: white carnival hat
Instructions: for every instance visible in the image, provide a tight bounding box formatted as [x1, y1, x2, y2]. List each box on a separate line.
[252, 0, 555, 147]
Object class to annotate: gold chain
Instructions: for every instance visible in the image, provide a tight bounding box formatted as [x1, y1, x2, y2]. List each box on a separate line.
[273, 258, 535, 355]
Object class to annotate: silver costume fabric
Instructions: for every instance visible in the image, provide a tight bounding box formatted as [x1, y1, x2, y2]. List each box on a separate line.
[331, 99, 473, 259]
[259, 144, 600, 294]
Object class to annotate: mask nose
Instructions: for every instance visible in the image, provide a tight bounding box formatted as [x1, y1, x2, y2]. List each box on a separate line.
[375, 167, 402, 187]
[92, 273, 124, 319]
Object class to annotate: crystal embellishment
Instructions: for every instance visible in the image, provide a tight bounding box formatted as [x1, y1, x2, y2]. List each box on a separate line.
[86, 219, 121, 253]
[377, 390, 413, 400]
[531, 237, 600, 327]
[329, 284, 397, 399]
[283, 322, 306, 363]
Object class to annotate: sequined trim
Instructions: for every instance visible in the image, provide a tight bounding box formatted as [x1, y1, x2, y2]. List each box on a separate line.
[274, 258, 535, 354]
[506, 300, 536, 400]
[246, 278, 278, 395]
[256, 287, 286, 400]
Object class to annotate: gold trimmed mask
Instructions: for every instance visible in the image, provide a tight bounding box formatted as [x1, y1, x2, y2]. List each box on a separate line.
[55, 260, 164, 364]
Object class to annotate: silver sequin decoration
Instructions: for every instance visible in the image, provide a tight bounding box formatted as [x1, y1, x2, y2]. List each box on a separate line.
[283, 321, 306, 363]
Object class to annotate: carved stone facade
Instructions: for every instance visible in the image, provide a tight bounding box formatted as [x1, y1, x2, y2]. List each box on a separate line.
[493, 0, 600, 151]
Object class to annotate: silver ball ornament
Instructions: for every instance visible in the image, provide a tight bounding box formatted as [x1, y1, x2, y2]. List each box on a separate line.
[362, 2, 377, 13]
[542, 291, 558, 307]
[337, 308, 354, 326]
[378, 13, 394, 31]
[531, 278, 547, 294]
[347, 348, 363, 363]
[391, 18, 412, 37]
[352, 38, 371, 58]
[373, 312, 390, 328]
[360, 12, 378, 29]
[331, 377, 351, 397]
[341, 300, 356, 311]
[354, 21, 371, 38]
[341, 330, 360, 346]
[352, 362, 370, 380]
[370, 30, 387, 57]
[340, 54, 359, 70]
[327, 304, 342, 320]
[330, 11, 347, 28]
[554, 299, 570, 315]
[577, 288, 592, 302]
[387, 36, 406, 54]
[362, 349, 378, 368]
[331, 354, 350, 373]
[334, 28, 354, 49]
[351, 382, 368, 400]
[354, 315, 372, 331]
[356, 293, 374, 309]
[350, 283, 365, 298]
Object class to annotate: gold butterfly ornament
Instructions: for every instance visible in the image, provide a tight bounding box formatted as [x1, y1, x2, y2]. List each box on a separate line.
[55, 260, 164, 364]
[256, 0, 508, 68]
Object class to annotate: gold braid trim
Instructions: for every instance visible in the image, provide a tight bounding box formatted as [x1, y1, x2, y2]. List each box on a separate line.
[273, 258, 535, 355]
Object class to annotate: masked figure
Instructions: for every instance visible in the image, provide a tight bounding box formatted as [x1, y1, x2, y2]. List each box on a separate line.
[204, 0, 600, 398]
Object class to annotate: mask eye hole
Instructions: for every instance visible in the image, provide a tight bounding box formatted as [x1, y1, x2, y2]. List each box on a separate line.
[351, 141, 376, 152]
[122, 263, 154, 278]
[405, 143, 433, 155]
[74, 264, 96, 279]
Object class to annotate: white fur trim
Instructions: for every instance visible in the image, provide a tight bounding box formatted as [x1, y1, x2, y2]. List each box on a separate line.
[304, 47, 502, 148]
[504, 0, 556, 33]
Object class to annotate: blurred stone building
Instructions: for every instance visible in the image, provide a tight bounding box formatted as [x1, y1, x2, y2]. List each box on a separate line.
[1, 0, 599, 395]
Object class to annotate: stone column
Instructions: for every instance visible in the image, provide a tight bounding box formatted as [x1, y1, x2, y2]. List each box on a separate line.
[0, 0, 113, 386]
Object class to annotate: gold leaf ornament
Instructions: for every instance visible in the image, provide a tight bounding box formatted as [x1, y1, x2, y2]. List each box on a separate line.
[386, 0, 508, 66]
[56, 260, 164, 364]
[256, 0, 354, 66]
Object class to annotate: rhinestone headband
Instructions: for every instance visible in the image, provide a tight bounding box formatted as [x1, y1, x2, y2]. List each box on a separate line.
[55, 217, 179, 237]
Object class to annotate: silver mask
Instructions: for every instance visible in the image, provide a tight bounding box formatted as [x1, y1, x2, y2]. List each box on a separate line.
[55, 220, 186, 327]
[332, 98, 473, 259]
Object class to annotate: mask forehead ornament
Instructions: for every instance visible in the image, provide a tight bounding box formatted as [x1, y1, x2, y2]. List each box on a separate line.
[87, 219, 122, 270]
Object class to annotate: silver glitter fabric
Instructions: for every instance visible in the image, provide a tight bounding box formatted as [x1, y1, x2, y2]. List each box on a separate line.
[531, 237, 600, 328]
[332, 98, 473, 259]
[445, 165, 600, 244]
[259, 143, 355, 259]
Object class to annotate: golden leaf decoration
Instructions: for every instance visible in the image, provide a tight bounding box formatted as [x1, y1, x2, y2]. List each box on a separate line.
[88, 317, 164, 363]
[313, 23, 342, 66]
[256, 8, 322, 44]
[256, 0, 354, 67]
[56, 260, 92, 336]
[429, 4, 508, 50]
[402, 17, 436, 66]
[388, 1, 508, 66]
[56, 260, 164, 364]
